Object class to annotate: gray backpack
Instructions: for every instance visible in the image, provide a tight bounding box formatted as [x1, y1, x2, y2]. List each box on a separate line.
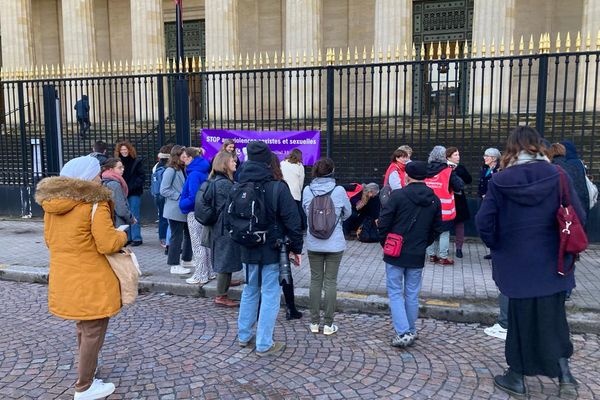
[308, 188, 339, 240]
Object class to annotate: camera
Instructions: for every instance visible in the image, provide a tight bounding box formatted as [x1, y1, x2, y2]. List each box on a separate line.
[276, 237, 292, 286]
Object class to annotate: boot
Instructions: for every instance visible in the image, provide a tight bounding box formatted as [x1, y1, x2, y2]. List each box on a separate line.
[494, 369, 527, 397]
[282, 279, 302, 320]
[558, 358, 578, 394]
[214, 295, 240, 307]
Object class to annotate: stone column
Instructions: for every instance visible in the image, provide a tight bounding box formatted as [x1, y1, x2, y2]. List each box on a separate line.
[285, 0, 322, 118]
[0, 0, 35, 121]
[470, 0, 515, 114]
[61, 0, 97, 125]
[0, 0, 35, 70]
[373, 0, 412, 116]
[205, 0, 239, 121]
[131, 0, 165, 121]
[578, 0, 600, 111]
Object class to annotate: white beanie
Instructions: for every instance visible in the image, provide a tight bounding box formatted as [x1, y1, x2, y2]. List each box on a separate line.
[60, 156, 101, 181]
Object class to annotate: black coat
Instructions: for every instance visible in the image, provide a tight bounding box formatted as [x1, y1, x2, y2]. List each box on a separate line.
[235, 161, 303, 265]
[478, 164, 499, 198]
[378, 182, 443, 268]
[120, 155, 145, 197]
[553, 156, 589, 218]
[208, 173, 242, 274]
[453, 164, 472, 223]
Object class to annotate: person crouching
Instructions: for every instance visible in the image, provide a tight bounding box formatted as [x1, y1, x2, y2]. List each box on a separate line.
[378, 161, 443, 348]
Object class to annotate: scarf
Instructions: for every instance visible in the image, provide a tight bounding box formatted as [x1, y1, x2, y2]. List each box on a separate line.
[507, 151, 549, 168]
[102, 169, 129, 197]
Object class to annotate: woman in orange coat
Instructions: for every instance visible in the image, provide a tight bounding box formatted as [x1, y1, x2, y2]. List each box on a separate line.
[35, 155, 127, 400]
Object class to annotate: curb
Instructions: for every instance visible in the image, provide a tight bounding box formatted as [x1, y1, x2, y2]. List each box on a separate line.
[2, 264, 599, 334]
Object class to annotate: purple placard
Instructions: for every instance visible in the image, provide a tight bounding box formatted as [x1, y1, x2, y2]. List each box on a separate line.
[201, 129, 321, 165]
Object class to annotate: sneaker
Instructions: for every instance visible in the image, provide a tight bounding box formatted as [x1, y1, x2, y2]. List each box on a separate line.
[130, 240, 143, 247]
[181, 260, 194, 268]
[323, 324, 338, 336]
[484, 323, 507, 340]
[456, 249, 463, 258]
[429, 255, 439, 263]
[185, 276, 204, 284]
[309, 323, 320, 333]
[209, 274, 217, 281]
[256, 342, 286, 357]
[438, 258, 455, 266]
[391, 332, 415, 348]
[170, 265, 191, 275]
[160, 240, 167, 248]
[74, 379, 115, 400]
[239, 335, 255, 348]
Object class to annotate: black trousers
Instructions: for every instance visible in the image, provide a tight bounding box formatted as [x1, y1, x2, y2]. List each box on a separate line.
[167, 219, 193, 266]
[506, 291, 573, 378]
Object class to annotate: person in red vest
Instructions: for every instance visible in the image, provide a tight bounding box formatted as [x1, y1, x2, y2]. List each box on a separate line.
[424, 145, 464, 265]
[383, 145, 412, 190]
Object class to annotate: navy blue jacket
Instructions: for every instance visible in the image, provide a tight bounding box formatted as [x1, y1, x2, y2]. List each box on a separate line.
[475, 161, 586, 299]
[180, 156, 211, 214]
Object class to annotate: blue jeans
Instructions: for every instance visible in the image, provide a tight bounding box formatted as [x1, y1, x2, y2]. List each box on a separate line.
[426, 230, 449, 258]
[498, 293, 509, 329]
[238, 263, 280, 352]
[154, 196, 168, 241]
[385, 264, 423, 335]
[127, 195, 142, 241]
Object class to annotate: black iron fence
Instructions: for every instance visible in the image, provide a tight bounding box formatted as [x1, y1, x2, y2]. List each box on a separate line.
[1, 48, 599, 198]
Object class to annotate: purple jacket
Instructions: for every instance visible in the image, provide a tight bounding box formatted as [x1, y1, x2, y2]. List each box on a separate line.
[475, 161, 586, 299]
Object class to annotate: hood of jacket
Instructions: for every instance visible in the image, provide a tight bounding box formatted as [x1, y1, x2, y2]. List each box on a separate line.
[490, 161, 558, 206]
[404, 182, 438, 206]
[186, 156, 211, 175]
[561, 140, 579, 160]
[238, 161, 274, 183]
[426, 161, 449, 177]
[308, 177, 336, 195]
[35, 176, 112, 215]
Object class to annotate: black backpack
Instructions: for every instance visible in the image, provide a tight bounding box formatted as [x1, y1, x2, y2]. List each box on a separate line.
[379, 184, 393, 208]
[307, 188, 339, 240]
[195, 178, 219, 226]
[225, 181, 278, 247]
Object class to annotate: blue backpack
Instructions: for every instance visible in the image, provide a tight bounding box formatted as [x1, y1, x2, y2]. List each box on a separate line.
[151, 165, 166, 197]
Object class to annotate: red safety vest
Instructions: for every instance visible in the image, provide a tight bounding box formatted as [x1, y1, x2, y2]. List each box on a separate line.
[383, 162, 406, 188]
[424, 167, 456, 221]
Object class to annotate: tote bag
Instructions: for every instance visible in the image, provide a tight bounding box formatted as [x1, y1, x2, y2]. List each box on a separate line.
[92, 203, 142, 305]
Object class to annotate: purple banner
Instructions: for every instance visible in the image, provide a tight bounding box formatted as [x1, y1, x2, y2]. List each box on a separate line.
[201, 129, 321, 165]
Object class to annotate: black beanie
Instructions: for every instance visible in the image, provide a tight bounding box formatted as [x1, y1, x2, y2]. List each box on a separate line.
[246, 141, 272, 164]
[406, 161, 428, 180]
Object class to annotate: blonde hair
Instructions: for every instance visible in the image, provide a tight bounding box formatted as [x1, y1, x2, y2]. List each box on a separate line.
[210, 151, 234, 180]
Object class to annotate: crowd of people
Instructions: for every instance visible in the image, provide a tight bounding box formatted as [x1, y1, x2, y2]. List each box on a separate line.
[34, 126, 597, 399]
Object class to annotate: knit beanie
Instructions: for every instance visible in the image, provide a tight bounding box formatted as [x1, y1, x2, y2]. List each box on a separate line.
[60, 156, 101, 181]
[246, 141, 272, 164]
[406, 161, 428, 180]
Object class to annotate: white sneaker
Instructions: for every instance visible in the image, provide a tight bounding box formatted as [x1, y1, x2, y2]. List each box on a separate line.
[309, 323, 319, 333]
[74, 379, 115, 400]
[170, 265, 191, 275]
[484, 323, 507, 340]
[323, 324, 338, 335]
[181, 260, 194, 268]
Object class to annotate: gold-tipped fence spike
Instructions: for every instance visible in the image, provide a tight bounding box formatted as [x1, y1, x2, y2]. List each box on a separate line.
[253, 53, 258, 68]
[370, 46, 375, 62]
[238, 53, 243, 69]
[101, 61, 106, 74]
[347, 47, 351, 63]
[288, 51, 292, 66]
[395, 44, 401, 61]
[454, 40, 460, 58]
[266, 52, 271, 67]
[436, 42, 442, 58]
[565, 32, 571, 52]
[354, 47, 359, 63]
[377, 47, 383, 62]
[463, 40, 469, 58]
[33, 65, 39, 79]
[529, 35, 535, 54]
[596, 30, 600, 49]
[45, 65, 50, 78]
[576, 32, 582, 51]
[519, 35, 524, 55]
[273, 51, 278, 67]
[386, 45, 392, 61]
[490, 38, 495, 56]
[428, 43, 434, 58]
[0, 67, 4, 80]
[362, 46, 367, 62]
[539, 34, 545, 53]
[224, 55, 229, 69]
[191, 56, 197, 72]
[509, 37, 514, 55]
[246, 53, 251, 68]
[446, 40, 451, 58]
[96, 61, 100, 74]
[403, 43, 408, 60]
[260, 52, 264, 67]
[472, 40, 477, 56]
[500, 38, 505, 55]
[418, 43, 423, 59]
[556, 32, 561, 52]
[481, 39, 487, 56]
[199, 56, 203, 70]
[280, 51, 285, 67]
[50, 65, 55, 77]
[124, 60, 129, 73]
[295, 51, 299, 66]
[310, 49, 314, 66]
[302, 50, 306, 66]
[586, 32, 592, 50]
[318, 48, 322, 64]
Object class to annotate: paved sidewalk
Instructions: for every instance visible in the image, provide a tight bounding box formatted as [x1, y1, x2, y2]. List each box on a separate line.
[2, 281, 600, 400]
[1, 218, 599, 312]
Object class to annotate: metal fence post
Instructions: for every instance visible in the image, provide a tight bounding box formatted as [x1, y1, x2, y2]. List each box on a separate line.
[42, 85, 62, 176]
[175, 78, 191, 146]
[157, 75, 166, 147]
[535, 54, 549, 136]
[17, 82, 32, 217]
[326, 65, 334, 158]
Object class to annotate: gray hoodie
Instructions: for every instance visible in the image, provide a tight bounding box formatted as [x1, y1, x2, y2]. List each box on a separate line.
[302, 177, 352, 253]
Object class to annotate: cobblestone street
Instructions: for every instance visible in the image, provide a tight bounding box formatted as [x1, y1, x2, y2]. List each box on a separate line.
[1, 281, 599, 400]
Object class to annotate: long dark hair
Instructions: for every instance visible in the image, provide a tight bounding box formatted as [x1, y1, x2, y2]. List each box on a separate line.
[501, 126, 546, 169]
[271, 154, 283, 181]
[168, 145, 186, 170]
